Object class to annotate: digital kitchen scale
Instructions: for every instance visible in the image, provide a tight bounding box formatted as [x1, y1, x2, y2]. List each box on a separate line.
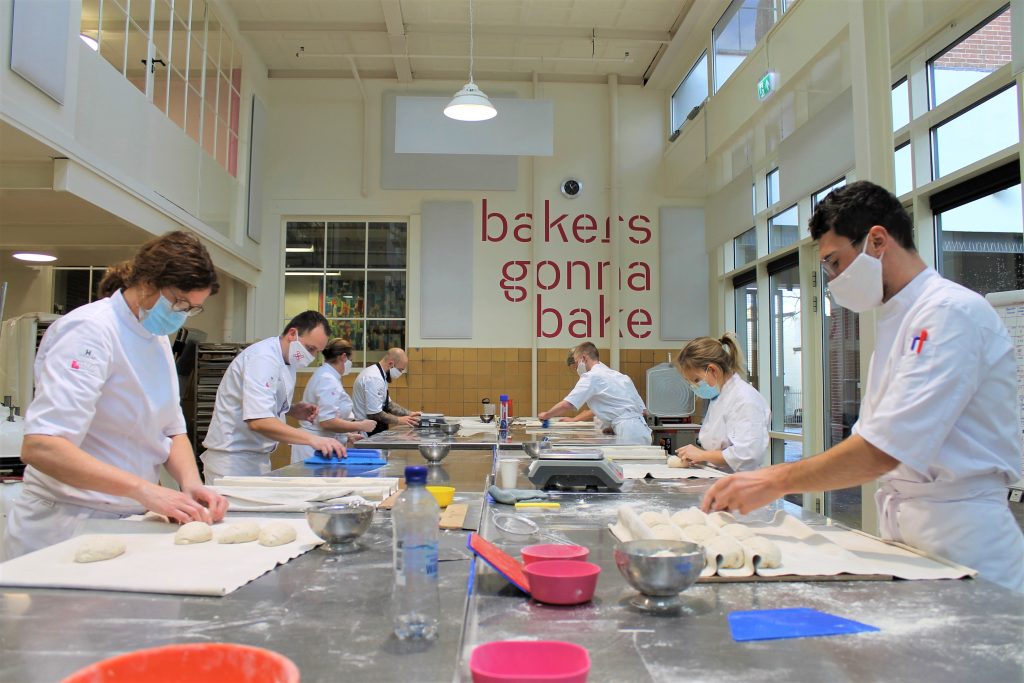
[526, 448, 624, 491]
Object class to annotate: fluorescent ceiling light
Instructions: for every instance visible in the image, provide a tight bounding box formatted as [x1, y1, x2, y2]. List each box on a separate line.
[285, 245, 315, 253]
[13, 252, 57, 262]
[444, 0, 496, 123]
[80, 34, 99, 51]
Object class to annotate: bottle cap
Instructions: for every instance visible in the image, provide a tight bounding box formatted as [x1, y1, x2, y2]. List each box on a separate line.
[499, 394, 508, 401]
[404, 465, 428, 484]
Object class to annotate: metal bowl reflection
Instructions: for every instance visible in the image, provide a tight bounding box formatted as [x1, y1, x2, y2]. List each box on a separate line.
[522, 441, 548, 459]
[438, 422, 461, 436]
[418, 442, 451, 463]
[614, 539, 704, 611]
[478, 414, 495, 424]
[305, 502, 375, 552]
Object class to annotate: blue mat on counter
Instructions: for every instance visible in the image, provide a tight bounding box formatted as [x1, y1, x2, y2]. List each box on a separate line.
[728, 608, 879, 642]
[305, 449, 386, 466]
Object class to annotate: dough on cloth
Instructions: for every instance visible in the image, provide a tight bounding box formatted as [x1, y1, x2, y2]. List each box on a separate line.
[649, 524, 684, 541]
[667, 455, 686, 468]
[680, 525, 718, 544]
[216, 521, 261, 544]
[719, 523, 756, 540]
[259, 522, 297, 547]
[174, 521, 213, 545]
[670, 507, 707, 527]
[744, 536, 782, 568]
[706, 511, 736, 528]
[74, 537, 126, 563]
[703, 535, 744, 569]
[639, 511, 671, 527]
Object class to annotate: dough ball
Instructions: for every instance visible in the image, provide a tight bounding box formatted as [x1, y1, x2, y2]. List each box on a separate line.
[649, 524, 684, 541]
[706, 511, 736, 528]
[680, 525, 718, 544]
[720, 523, 756, 540]
[744, 536, 782, 569]
[667, 455, 686, 468]
[639, 511, 671, 527]
[216, 521, 261, 544]
[174, 521, 213, 545]
[704, 535, 744, 569]
[670, 507, 707, 527]
[74, 537, 126, 563]
[258, 522, 297, 547]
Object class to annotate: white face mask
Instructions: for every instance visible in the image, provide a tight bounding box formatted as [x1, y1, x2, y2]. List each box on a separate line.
[288, 340, 315, 368]
[389, 366, 404, 380]
[343, 358, 353, 376]
[826, 240, 884, 313]
[576, 360, 587, 377]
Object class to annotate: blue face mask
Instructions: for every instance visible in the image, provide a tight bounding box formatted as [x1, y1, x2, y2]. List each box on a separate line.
[693, 379, 720, 400]
[141, 294, 188, 336]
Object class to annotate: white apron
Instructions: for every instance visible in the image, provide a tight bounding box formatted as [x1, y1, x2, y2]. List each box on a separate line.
[200, 448, 272, 484]
[612, 416, 652, 445]
[5, 489, 129, 559]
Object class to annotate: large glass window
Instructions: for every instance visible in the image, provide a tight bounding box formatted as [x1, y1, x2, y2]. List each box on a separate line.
[931, 85, 1019, 180]
[52, 268, 104, 315]
[766, 167, 780, 207]
[285, 220, 408, 365]
[768, 204, 799, 252]
[713, 0, 776, 93]
[812, 178, 845, 210]
[894, 143, 913, 197]
[929, 5, 1012, 108]
[733, 227, 757, 268]
[891, 78, 910, 131]
[768, 257, 802, 483]
[670, 53, 708, 133]
[733, 271, 759, 390]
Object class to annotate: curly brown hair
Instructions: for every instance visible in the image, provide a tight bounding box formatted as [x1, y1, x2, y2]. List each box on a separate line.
[98, 231, 219, 298]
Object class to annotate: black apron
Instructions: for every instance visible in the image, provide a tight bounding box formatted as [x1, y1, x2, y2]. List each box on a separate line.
[369, 362, 391, 436]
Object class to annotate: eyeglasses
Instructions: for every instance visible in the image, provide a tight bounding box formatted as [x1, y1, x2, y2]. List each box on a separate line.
[820, 239, 862, 279]
[165, 288, 205, 317]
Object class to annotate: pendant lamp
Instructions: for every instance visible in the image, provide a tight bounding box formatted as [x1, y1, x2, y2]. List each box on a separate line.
[444, 0, 496, 121]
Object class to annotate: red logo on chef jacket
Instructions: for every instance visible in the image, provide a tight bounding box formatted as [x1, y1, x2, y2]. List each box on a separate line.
[70, 360, 81, 370]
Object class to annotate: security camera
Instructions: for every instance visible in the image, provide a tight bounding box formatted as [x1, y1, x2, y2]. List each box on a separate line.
[560, 178, 583, 198]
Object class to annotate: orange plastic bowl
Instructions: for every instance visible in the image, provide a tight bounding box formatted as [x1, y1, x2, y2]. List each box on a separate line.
[521, 544, 590, 566]
[523, 560, 601, 605]
[60, 643, 300, 683]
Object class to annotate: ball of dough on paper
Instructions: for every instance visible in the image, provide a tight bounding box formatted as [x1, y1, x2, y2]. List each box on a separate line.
[706, 511, 736, 528]
[639, 511, 671, 527]
[74, 537, 126, 563]
[667, 455, 686, 468]
[174, 521, 213, 545]
[670, 507, 707, 527]
[720, 523, 756, 540]
[216, 521, 261, 544]
[649, 524, 684, 541]
[704, 535, 744, 569]
[744, 536, 782, 569]
[680, 525, 718, 544]
[259, 522, 297, 547]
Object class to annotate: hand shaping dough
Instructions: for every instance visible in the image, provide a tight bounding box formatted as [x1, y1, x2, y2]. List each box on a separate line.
[174, 521, 213, 545]
[649, 524, 684, 541]
[680, 525, 718, 544]
[706, 511, 736, 528]
[258, 522, 297, 547]
[670, 507, 707, 527]
[74, 537, 126, 563]
[719, 523, 756, 540]
[639, 511, 672, 527]
[743, 536, 782, 569]
[703, 535, 744, 569]
[667, 455, 686, 468]
[216, 521, 261, 544]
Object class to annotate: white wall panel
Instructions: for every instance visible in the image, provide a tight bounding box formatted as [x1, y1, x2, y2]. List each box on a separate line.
[395, 97, 553, 156]
[420, 201, 474, 338]
[660, 206, 709, 340]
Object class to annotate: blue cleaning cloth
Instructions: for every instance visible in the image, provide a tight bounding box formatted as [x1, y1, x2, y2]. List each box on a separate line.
[306, 449, 386, 466]
[728, 608, 879, 642]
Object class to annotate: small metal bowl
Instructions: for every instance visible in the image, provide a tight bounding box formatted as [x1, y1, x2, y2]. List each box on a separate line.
[438, 422, 461, 436]
[479, 414, 495, 424]
[305, 502, 375, 553]
[523, 440, 549, 458]
[418, 442, 451, 463]
[614, 539, 704, 611]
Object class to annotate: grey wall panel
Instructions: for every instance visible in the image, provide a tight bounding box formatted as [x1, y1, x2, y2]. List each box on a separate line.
[660, 207, 709, 341]
[395, 96, 553, 156]
[246, 96, 267, 244]
[778, 88, 854, 208]
[381, 92, 517, 191]
[420, 201, 474, 338]
[11, 0, 70, 104]
[705, 169, 754, 250]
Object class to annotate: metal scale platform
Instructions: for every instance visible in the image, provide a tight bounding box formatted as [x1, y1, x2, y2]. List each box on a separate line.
[526, 447, 624, 491]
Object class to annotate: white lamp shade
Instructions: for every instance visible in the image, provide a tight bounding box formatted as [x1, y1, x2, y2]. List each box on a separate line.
[444, 82, 497, 121]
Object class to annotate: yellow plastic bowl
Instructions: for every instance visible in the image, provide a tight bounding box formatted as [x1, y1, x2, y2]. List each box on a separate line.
[426, 486, 455, 508]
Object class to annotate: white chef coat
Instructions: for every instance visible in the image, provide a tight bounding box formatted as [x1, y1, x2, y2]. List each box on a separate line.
[698, 373, 770, 472]
[565, 363, 652, 445]
[201, 336, 295, 481]
[352, 363, 390, 420]
[291, 363, 355, 463]
[6, 290, 186, 557]
[854, 268, 1024, 592]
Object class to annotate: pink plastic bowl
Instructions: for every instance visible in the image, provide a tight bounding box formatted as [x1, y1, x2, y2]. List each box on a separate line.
[523, 560, 601, 605]
[469, 640, 590, 683]
[521, 544, 590, 566]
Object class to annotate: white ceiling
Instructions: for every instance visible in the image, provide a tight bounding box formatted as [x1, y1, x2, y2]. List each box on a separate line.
[226, 0, 693, 84]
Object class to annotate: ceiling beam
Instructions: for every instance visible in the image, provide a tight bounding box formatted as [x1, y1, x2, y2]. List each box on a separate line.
[237, 21, 670, 43]
[267, 68, 644, 87]
[380, 0, 413, 83]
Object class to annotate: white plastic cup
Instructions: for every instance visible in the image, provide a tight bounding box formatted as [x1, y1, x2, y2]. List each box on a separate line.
[498, 459, 518, 489]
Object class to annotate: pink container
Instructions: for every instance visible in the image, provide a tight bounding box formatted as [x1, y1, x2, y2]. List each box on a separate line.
[469, 640, 590, 683]
[523, 560, 601, 605]
[521, 544, 590, 566]
[61, 643, 299, 683]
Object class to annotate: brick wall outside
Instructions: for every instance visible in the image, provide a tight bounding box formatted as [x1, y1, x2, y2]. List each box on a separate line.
[934, 11, 1011, 71]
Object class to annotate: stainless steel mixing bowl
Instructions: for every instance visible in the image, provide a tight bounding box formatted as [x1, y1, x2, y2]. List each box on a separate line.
[305, 502, 375, 552]
[614, 539, 704, 611]
[418, 442, 451, 463]
[438, 422, 461, 436]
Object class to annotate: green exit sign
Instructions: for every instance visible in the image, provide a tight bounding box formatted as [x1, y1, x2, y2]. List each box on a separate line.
[757, 71, 778, 100]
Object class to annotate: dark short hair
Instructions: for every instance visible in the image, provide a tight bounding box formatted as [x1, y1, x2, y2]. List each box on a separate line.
[323, 338, 354, 362]
[282, 311, 330, 337]
[809, 180, 916, 250]
[574, 342, 599, 361]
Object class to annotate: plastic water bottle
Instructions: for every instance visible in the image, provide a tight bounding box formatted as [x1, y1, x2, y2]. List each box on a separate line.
[392, 465, 440, 640]
[498, 394, 509, 440]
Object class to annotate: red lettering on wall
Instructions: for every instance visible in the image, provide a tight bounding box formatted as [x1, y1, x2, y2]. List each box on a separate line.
[513, 212, 533, 243]
[482, 197, 508, 242]
[628, 215, 652, 244]
[536, 260, 560, 291]
[627, 262, 651, 292]
[537, 294, 562, 338]
[544, 200, 569, 243]
[572, 214, 597, 243]
[627, 309, 653, 338]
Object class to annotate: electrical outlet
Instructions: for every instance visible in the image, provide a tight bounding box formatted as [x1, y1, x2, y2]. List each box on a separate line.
[1009, 488, 1023, 504]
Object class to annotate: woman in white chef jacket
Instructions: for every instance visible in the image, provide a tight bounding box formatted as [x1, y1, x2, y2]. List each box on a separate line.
[674, 333, 770, 472]
[290, 338, 377, 463]
[5, 231, 229, 559]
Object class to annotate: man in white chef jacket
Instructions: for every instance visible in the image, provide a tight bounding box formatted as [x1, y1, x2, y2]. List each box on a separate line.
[352, 347, 420, 436]
[703, 181, 1024, 592]
[539, 342, 652, 445]
[200, 311, 345, 482]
